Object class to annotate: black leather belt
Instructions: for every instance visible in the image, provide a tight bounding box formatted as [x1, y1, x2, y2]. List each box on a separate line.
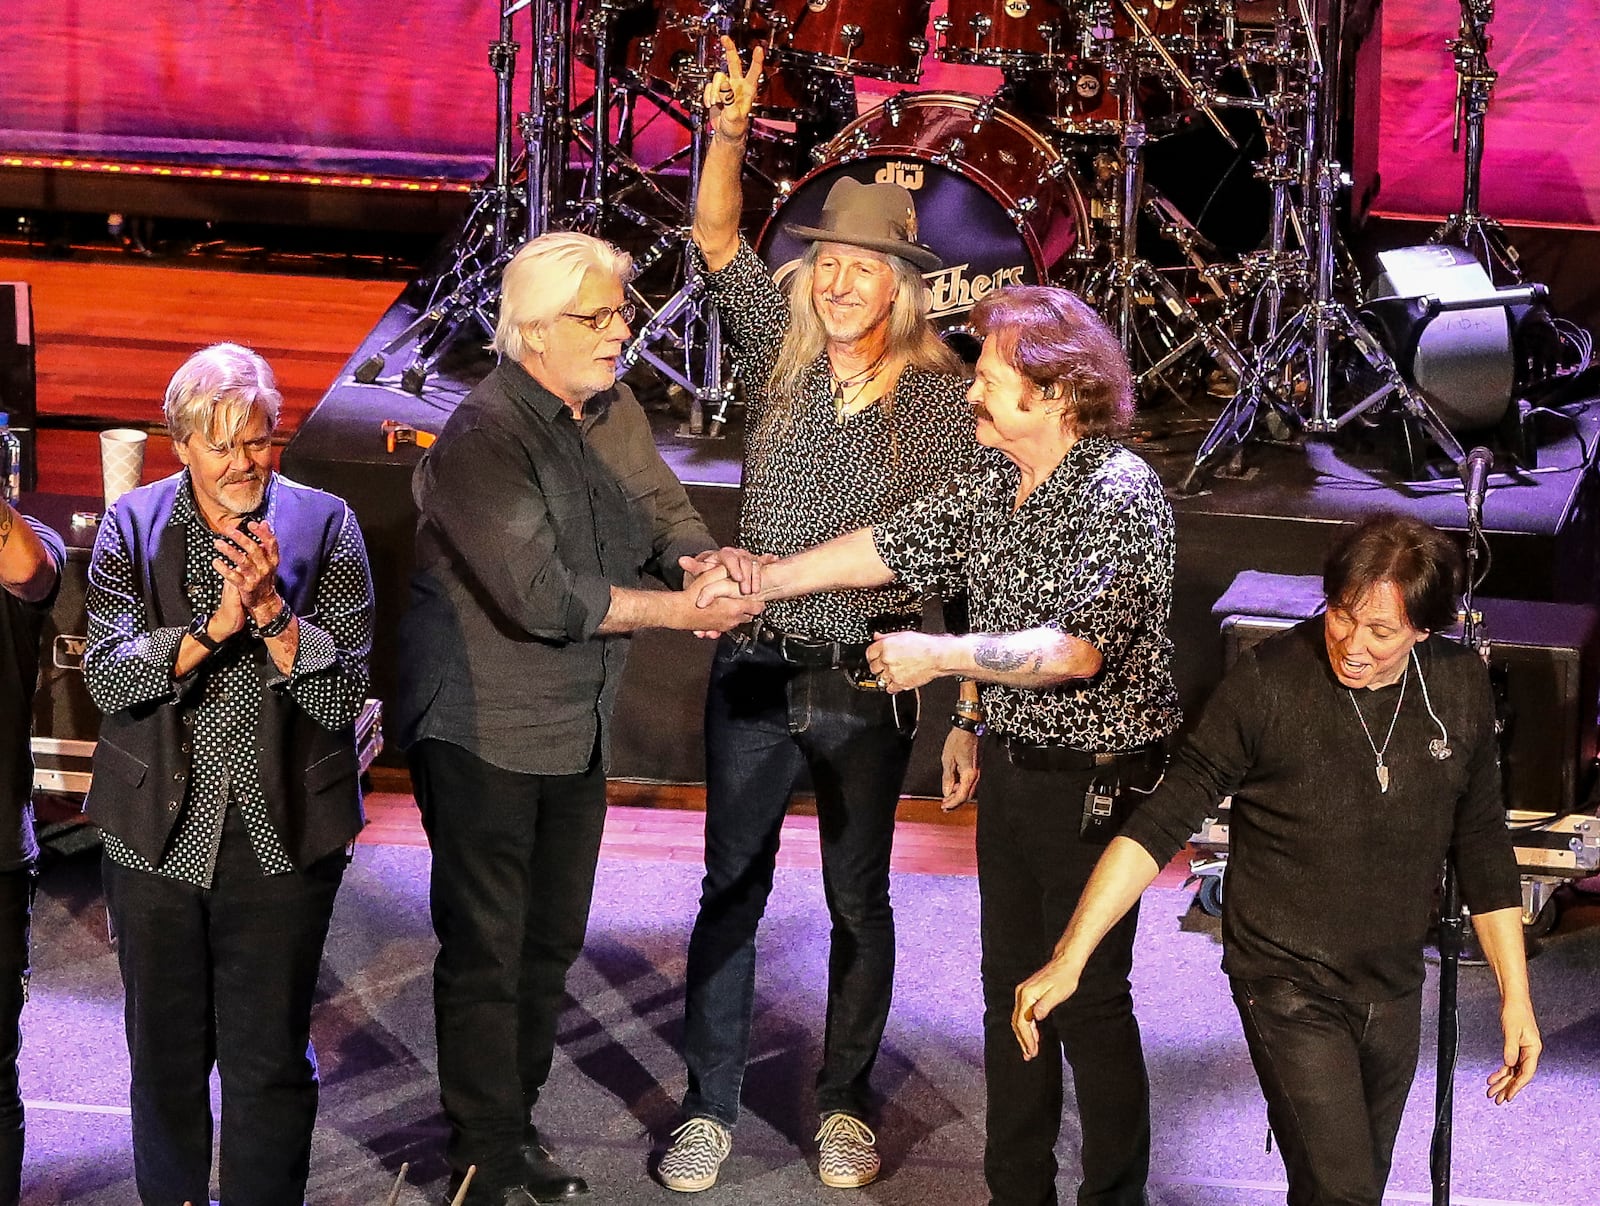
[990, 733, 1161, 773]
[743, 622, 870, 669]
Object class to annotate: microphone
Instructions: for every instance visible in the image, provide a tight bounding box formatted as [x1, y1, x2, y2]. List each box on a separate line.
[1459, 446, 1493, 528]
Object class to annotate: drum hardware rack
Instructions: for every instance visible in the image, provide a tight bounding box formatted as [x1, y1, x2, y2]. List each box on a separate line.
[1431, 0, 1523, 283]
[1184, 0, 1478, 489]
[615, 5, 736, 439]
[351, 0, 537, 395]
[343, 0, 1547, 473]
[1080, 3, 1266, 409]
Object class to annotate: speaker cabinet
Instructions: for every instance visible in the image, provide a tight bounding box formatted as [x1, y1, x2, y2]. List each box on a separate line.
[0, 284, 38, 492]
[29, 500, 100, 796]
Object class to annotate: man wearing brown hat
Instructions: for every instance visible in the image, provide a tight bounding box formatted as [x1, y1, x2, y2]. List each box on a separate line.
[656, 37, 975, 1194]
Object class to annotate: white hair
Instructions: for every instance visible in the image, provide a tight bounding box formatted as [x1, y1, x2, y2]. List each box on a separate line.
[163, 342, 282, 445]
[493, 232, 636, 363]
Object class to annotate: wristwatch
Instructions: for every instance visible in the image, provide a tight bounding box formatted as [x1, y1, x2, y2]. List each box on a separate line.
[188, 612, 224, 654]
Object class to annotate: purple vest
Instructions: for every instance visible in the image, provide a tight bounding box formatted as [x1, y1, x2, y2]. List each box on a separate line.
[85, 473, 364, 868]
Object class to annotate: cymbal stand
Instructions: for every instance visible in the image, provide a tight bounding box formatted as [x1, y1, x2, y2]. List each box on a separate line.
[617, 3, 735, 437]
[1186, 0, 1466, 488]
[1082, 36, 1261, 407]
[568, 3, 706, 239]
[353, 2, 528, 394]
[1198, 1, 1316, 346]
[522, 0, 569, 240]
[1431, 0, 1523, 282]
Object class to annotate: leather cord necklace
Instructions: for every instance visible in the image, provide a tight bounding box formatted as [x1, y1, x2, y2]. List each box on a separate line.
[1347, 668, 1409, 794]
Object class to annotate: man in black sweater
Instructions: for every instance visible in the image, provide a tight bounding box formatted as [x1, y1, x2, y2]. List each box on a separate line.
[1013, 511, 1539, 1206]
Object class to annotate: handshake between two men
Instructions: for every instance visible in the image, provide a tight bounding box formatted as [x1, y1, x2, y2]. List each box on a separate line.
[677, 537, 941, 695]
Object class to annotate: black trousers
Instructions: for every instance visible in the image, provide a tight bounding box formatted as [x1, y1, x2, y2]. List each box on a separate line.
[102, 808, 345, 1206]
[977, 739, 1150, 1206]
[410, 738, 609, 1192]
[0, 866, 34, 1206]
[1231, 978, 1423, 1206]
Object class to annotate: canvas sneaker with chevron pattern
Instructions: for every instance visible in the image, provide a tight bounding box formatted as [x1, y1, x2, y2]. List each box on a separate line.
[657, 1116, 733, 1193]
[814, 1112, 880, 1188]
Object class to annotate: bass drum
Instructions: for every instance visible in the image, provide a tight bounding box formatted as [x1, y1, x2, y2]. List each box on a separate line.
[757, 93, 1093, 330]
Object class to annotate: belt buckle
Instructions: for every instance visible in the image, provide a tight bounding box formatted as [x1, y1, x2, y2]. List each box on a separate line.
[728, 617, 761, 657]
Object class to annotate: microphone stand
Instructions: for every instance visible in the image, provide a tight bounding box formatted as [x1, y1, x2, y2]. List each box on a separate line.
[1430, 450, 1490, 1206]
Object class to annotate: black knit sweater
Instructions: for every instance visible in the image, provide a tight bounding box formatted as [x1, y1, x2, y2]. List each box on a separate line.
[1121, 618, 1520, 1001]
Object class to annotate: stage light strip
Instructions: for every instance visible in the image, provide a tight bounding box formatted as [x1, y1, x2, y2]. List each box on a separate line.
[0, 153, 474, 194]
[1150, 1174, 1542, 1206]
[21, 1099, 132, 1116]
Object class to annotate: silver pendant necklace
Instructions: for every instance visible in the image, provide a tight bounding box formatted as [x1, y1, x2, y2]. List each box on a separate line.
[1347, 668, 1408, 793]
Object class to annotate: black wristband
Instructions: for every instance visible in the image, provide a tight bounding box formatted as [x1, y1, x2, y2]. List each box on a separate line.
[255, 599, 293, 639]
[950, 712, 986, 735]
[188, 612, 224, 654]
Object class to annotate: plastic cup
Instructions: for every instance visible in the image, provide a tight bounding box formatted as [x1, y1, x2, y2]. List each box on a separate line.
[100, 428, 148, 510]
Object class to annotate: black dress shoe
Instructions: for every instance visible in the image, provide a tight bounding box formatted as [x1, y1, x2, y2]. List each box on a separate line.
[521, 1140, 589, 1202]
[441, 1182, 541, 1206]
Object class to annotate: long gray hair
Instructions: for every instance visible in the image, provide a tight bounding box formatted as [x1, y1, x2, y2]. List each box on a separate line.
[766, 244, 963, 420]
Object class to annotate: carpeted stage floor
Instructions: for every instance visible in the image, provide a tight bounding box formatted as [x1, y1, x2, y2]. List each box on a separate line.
[16, 843, 1597, 1205]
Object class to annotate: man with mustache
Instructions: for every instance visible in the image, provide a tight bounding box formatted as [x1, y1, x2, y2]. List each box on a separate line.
[396, 231, 763, 1206]
[696, 286, 1180, 1206]
[83, 342, 376, 1205]
[656, 38, 975, 1193]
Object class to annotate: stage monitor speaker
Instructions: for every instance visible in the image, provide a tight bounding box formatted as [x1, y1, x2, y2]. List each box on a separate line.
[28, 500, 101, 757]
[0, 284, 38, 492]
[1366, 245, 1515, 433]
[1218, 582, 1599, 817]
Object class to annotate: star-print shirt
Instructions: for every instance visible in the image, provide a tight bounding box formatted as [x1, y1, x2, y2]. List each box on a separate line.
[87, 473, 373, 887]
[873, 436, 1181, 751]
[704, 239, 975, 643]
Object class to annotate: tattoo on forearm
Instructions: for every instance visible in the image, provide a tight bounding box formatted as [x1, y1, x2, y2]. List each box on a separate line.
[975, 637, 1028, 672]
[0, 507, 11, 553]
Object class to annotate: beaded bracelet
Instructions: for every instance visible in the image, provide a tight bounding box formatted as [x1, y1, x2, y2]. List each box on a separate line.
[256, 600, 293, 640]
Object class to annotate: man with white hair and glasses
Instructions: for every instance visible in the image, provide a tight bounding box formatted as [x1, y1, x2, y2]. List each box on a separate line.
[84, 342, 375, 1205]
[396, 231, 764, 1206]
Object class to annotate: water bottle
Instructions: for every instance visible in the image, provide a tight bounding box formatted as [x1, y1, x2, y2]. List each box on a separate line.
[0, 414, 19, 506]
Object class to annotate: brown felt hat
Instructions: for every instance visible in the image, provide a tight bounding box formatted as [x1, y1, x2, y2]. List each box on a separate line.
[782, 177, 943, 272]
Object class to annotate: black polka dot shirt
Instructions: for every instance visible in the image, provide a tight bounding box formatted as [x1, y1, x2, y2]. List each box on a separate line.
[89, 473, 374, 887]
[873, 438, 1182, 752]
[705, 240, 975, 644]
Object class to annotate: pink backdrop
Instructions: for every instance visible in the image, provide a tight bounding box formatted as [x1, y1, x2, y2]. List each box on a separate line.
[4, 0, 1596, 225]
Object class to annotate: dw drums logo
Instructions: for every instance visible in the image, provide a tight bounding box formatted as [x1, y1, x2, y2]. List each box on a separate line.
[874, 162, 924, 191]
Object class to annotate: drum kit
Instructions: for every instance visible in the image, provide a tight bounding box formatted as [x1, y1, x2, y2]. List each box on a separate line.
[359, 0, 1547, 479]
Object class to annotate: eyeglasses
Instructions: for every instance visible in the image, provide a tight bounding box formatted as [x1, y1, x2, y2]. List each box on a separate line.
[561, 302, 637, 331]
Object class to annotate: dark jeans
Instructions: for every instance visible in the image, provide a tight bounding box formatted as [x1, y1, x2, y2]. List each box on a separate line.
[0, 866, 35, 1206]
[1231, 977, 1423, 1206]
[977, 737, 1150, 1206]
[410, 738, 609, 1191]
[680, 636, 917, 1127]
[102, 807, 345, 1206]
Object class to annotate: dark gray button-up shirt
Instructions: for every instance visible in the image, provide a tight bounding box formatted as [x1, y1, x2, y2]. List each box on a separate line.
[396, 359, 716, 775]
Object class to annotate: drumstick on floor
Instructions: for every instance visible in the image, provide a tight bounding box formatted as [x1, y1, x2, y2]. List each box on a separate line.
[448, 1165, 477, 1206]
[382, 1161, 411, 1206]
